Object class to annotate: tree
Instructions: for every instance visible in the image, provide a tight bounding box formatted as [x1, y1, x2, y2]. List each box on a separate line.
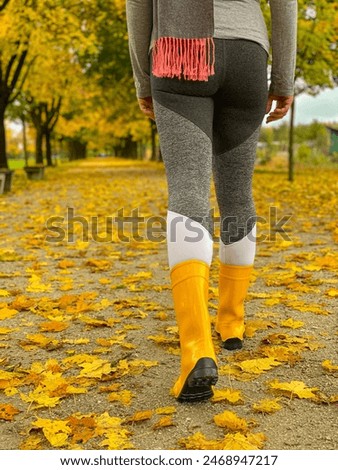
[0, 0, 97, 169]
[261, 0, 337, 180]
[289, 0, 337, 180]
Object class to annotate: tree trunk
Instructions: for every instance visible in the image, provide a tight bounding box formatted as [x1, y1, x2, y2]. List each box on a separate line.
[0, 107, 8, 169]
[35, 126, 44, 165]
[22, 118, 28, 166]
[288, 100, 295, 182]
[150, 120, 156, 161]
[66, 139, 87, 160]
[45, 130, 53, 166]
[123, 135, 138, 158]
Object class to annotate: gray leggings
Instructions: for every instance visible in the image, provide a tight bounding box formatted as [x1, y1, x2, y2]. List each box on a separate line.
[150, 38, 269, 244]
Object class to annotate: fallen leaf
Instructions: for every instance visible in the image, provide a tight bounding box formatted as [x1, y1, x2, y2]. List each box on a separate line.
[0, 403, 21, 421]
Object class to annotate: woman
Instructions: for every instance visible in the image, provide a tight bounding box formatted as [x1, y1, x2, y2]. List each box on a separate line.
[126, 0, 297, 402]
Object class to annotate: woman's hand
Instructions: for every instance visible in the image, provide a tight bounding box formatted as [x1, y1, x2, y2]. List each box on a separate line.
[265, 94, 294, 124]
[138, 96, 155, 121]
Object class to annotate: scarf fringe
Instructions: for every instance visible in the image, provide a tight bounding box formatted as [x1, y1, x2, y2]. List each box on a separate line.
[152, 37, 215, 81]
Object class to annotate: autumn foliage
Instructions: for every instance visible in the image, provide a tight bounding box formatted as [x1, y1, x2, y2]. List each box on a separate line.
[0, 158, 337, 449]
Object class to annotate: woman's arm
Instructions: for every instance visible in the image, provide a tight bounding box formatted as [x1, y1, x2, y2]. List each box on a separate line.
[126, 0, 153, 99]
[269, 0, 298, 96]
[265, 0, 297, 123]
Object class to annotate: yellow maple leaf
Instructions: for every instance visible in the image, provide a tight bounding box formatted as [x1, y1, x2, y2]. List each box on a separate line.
[213, 410, 249, 432]
[155, 406, 176, 415]
[0, 327, 16, 335]
[237, 357, 282, 375]
[85, 259, 111, 270]
[220, 432, 266, 450]
[62, 338, 90, 345]
[244, 319, 276, 338]
[95, 412, 122, 434]
[20, 334, 59, 351]
[39, 321, 69, 332]
[58, 260, 75, 269]
[153, 416, 175, 429]
[10, 295, 36, 311]
[99, 429, 134, 450]
[108, 390, 134, 406]
[0, 289, 10, 297]
[79, 360, 111, 378]
[33, 418, 71, 447]
[99, 383, 122, 393]
[154, 312, 168, 320]
[148, 335, 178, 345]
[252, 398, 282, 414]
[20, 387, 61, 408]
[114, 359, 158, 377]
[259, 345, 302, 365]
[0, 403, 21, 421]
[322, 360, 338, 372]
[268, 380, 319, 399]
[211, 388, 244, 404]
[281, 318, 304, 329]
[179, 432, 220, 450]
[123, 410, 153, 424]
[325, 288, 338, 297]
[19, 434, 43, 450]
[79, 315, 111, 327]
[0, 307, 18, 320]
[67, 415, 96, 444]
[26, 274, 52, 293]
[63, 354, 98, 367]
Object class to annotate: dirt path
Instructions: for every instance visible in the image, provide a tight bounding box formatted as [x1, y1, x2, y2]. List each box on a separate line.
[0, 159, 337, 450]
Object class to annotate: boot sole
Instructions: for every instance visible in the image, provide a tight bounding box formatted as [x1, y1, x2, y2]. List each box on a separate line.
[177, 358, 218, 403]
[222, 337, 243, 350]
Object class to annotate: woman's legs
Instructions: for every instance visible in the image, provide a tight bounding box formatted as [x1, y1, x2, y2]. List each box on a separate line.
[151, 44, 222, 401]
[150, 39, 268, 399]
[212, 40, 268, 349]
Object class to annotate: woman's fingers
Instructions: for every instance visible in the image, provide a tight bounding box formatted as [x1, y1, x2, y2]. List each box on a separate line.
[266, 94, 294, 123]
[138, 97, 155, 121]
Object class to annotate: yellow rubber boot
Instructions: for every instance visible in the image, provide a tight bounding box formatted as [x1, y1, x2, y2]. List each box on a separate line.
[215, 263, 253, 350]
[170, 259, 218, 402]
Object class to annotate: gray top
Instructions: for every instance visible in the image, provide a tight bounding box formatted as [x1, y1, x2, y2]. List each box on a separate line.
[126, 0, 297, 98]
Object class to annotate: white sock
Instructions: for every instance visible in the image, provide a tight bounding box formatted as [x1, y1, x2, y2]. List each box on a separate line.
[219, 223, 256, 266]
[167, 210, 213, 269]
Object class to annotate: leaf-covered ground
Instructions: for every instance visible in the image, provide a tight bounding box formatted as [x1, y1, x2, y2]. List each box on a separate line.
[0, 158, 337, 450]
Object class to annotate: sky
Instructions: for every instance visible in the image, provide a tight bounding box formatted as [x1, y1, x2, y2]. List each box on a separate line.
[264, 87, 338, 128]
